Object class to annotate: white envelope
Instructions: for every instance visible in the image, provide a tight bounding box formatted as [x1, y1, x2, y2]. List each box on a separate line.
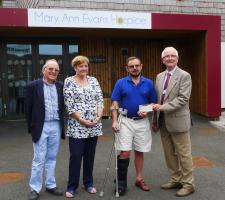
[139, 104, 153, 112]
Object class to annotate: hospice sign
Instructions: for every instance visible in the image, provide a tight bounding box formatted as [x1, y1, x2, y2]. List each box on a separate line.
[28, 9, 151, 29]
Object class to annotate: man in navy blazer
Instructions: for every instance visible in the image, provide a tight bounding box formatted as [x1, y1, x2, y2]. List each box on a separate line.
[25, 59, 65, 200]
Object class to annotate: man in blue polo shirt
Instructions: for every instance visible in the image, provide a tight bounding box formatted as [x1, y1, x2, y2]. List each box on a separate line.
[111, 56, 157, 196]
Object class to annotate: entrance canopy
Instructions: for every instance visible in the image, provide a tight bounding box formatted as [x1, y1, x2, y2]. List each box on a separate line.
[0, 8, 221, 117]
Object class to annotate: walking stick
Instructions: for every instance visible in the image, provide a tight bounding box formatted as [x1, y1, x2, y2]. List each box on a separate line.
[99, 133, 117, 197]
[99, 108, 127, 198]
[114, 113, 122, 198]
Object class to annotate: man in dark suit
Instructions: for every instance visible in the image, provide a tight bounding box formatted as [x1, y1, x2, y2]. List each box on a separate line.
[25, 59, 65, 200]
[152, 47, 194, 197]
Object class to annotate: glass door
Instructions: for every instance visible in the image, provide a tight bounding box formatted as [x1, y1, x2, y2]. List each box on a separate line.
[67, 44, 79, 76]
[0, 40, 79, 120]
[37, 44, 63, 81]
[5, 44, 32, 119]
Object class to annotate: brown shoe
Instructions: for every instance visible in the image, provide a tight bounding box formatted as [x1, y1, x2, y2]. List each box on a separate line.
[135, 179, 150, 191]
[176, 185, 195, 197]
[161, 182, 182, 189]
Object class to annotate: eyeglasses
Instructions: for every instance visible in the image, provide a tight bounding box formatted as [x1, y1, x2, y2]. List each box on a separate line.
[127, 64, 141, 69]
[163, 54, 177, 59]
[46, 67, 60, 73]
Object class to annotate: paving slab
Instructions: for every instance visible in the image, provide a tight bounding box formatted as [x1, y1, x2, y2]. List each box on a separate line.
[0, 114, 225, 200]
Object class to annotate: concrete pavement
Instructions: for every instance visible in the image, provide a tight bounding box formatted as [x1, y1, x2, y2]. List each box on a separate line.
[0, 114, 225, 200]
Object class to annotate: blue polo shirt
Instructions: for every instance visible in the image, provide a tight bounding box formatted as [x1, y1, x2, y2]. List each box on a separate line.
[111, 76, 157, 118]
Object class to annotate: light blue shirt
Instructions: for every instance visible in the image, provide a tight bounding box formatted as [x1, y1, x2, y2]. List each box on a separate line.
[43, 79, 59, 121]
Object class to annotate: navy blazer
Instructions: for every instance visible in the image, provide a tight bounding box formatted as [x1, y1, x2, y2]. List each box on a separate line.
[25, 79, 65, 143]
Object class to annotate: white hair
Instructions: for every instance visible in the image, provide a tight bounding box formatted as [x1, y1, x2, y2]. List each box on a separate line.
[42, 59, 58, 73]
[161, 47, 179, 58]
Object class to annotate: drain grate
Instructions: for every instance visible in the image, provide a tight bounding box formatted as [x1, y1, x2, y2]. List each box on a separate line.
[197, 127, 218, 134]
[193, 156, 215, 168]
[0, 172, 25, 184]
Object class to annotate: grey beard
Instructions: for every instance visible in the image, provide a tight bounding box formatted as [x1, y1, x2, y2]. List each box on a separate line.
[130, 73, 141, 78]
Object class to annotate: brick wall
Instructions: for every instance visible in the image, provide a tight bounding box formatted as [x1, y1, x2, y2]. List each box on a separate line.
[2, 0, 16, 7]
[15, 0, 39, 8]
[3, 0, 225, 41]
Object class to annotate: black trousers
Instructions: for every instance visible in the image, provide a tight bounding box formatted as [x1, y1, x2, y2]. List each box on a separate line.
[67, 136, 98, 192]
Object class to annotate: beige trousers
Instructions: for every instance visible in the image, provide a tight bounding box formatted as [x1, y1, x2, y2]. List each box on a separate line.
[160, 124, 194, 186]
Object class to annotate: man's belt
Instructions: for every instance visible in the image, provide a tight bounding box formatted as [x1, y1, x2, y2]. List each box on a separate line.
[122, 115, 143, 120]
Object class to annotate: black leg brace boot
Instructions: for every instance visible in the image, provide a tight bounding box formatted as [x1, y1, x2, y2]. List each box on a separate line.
[116, 157, 130, 196]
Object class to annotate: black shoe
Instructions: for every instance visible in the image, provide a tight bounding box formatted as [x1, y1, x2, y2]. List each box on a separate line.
[116, 157, 130, 196]
[46, 187, 63, 196]
[28, 191, 39, 200]
[118, 187, 127, 196]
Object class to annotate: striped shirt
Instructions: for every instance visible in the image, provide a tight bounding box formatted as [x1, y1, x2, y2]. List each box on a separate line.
[43, 79, 59, 121]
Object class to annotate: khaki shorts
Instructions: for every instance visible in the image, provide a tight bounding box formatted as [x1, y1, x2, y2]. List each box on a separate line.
[115, 116, 152, 152]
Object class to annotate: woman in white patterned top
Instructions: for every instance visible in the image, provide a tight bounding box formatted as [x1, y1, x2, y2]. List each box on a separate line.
[63, 55, 103, 198]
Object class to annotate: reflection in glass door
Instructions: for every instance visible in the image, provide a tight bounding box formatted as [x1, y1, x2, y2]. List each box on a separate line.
[6, 44, 32, 118]
[38, 44, 63, 81]
[68, 44, 79, 76]
[0, 41, 79, 120]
